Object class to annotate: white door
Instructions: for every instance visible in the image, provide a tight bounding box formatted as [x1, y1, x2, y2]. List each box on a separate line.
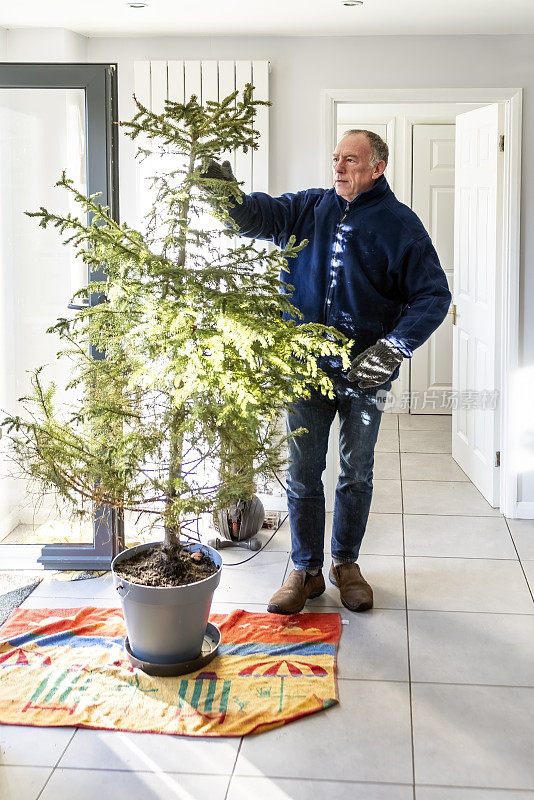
[452, 104, 504, 507]
[410, 124, 455, 414]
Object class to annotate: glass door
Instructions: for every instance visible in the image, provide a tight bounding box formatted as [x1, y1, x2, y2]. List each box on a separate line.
[0, 64, 121, 569]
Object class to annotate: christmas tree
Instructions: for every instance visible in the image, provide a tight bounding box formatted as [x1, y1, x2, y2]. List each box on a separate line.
[2, 86, 351, 572]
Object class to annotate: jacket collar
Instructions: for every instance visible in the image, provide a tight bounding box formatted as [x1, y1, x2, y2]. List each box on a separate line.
[333, 174, 390, 211]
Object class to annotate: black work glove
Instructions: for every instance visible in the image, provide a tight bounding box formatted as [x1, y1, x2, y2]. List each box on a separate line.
[347, 338, 403, 388]
[201, 159, 237, 183]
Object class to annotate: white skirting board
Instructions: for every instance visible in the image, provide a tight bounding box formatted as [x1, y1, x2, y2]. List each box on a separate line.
[514, 502, 534, 520]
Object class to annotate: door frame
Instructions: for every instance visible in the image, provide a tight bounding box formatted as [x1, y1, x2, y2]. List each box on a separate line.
[0, 63, 122, 568]
[323, 87, 522, 518]
[335, 104, 468, 414]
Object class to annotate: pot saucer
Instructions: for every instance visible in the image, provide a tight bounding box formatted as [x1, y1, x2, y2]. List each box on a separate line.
[124, 621, 221, 677]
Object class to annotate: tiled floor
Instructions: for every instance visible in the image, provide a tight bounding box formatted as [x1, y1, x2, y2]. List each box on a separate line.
[2, 414, 534, 800]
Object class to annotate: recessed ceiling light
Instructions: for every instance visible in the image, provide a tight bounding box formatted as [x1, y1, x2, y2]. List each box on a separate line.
[127, 2, 148, 7]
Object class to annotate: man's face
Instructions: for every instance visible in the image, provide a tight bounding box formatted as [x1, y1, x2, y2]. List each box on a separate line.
[332, 133, 386, 202]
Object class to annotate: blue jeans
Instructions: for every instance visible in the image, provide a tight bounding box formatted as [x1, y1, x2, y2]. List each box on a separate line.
[286, 377, 391, 571]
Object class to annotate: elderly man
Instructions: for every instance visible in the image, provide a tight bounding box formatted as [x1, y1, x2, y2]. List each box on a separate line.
[208, 130, 451, 614]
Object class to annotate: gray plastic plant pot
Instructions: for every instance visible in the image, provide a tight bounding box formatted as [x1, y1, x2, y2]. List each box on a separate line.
[111, 541, 222, 665]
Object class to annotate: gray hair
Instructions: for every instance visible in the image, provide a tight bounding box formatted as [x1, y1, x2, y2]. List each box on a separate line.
[341, 129, 389, 167]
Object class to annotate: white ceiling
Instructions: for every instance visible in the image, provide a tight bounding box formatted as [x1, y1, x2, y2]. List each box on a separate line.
[1, 0, 534, 38]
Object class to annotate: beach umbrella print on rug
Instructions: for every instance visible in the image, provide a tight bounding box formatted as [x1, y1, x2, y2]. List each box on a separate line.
[239, 658, 328, 712]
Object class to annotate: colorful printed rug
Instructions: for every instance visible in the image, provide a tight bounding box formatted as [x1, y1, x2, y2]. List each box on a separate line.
[0, 607, 341, 736]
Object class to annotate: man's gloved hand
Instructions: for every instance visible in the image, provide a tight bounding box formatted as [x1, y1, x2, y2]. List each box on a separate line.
[201, 159, 237, 183]
[347, 338, 404, 388]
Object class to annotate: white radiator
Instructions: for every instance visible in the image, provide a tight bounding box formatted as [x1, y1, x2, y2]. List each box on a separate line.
[133, 59, 269, 194]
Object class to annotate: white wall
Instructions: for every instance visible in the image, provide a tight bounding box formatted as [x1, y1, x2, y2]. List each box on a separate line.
[2, 30, 534, 504]
[5, 28, 87, 62]
[87, 33, 534, 505]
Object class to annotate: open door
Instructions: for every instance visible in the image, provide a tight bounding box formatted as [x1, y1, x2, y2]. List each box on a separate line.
[0, 63, 121, 568]
[410, 122, 455, 414]
[452, 104, 504, 507]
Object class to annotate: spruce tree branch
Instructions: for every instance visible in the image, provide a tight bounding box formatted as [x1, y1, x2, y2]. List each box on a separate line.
[3, 86, 353, 561]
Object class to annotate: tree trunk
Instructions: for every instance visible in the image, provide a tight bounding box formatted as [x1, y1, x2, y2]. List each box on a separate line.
[162, 143, 196, 562]
[162, 412, 185, 560]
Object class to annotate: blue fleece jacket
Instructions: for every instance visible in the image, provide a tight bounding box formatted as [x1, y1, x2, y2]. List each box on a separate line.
[228, 175, 451, 379]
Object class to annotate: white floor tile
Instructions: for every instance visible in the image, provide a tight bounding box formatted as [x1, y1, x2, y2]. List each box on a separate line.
[337, 608, 408, 680]
[39, 769, 230, 800]
[210, 601, 267, 615]
[401, 453, 468, 482]
[380, 412, 399, 430]
[217, 544, 287, 566]
[415, 788, 534, 799]
[412, 683, 534, 789]
[5, 412, 533, 794]
[358, 513, 404, 556]
[506, 518, 534, 560]
[279, 511, 403, 558]
[370, 480, 402, 513]
[405, 557, 534, 613]
[404, 514, 516, 559]
[400, 429, 451, 453]
[522, 560, 534, 596]
[374, 452, 401, 479]
[59, 728, 239, 773]
[375, 428, 399, 453]
[29, 572, 115, 600]
[0, 765, 52, 800]
[0, 724, 74, 766]
[228, 776, 413, 800]
[20, 596, 121, 609]
[408, 609, 534, 685]
[399, 415, 452, 431]
[325, 513, 404, 556]
[215, 551, 289, 605]
[402, 481, 501, 516]
[259, 518, 291, 552]
[359, 554, 407, 609]
[235, 679, 412, 783]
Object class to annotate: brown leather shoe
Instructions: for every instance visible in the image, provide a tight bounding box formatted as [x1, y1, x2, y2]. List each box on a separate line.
[329, 562, 373, 612]
[267, 569, 325, 615]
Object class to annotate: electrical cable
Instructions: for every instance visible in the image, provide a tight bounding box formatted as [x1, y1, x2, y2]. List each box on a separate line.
[222, 512, 289, 567]
[272, 470, 288, 492]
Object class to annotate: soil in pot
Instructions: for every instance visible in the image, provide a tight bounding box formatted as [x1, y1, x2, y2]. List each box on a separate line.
[114, 544, 219, 587]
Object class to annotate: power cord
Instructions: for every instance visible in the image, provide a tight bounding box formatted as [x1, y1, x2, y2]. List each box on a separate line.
[222, 512, 289, 567]
[272, 471, 288, 492]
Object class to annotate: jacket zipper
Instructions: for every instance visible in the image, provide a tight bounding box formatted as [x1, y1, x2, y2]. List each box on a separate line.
[323, 200, 350, 324]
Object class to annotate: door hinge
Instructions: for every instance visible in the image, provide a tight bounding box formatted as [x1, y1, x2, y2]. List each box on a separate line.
[496, 451, 501, 467]
[451, 303, 457, 326]
[498, 134, 505, 152]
